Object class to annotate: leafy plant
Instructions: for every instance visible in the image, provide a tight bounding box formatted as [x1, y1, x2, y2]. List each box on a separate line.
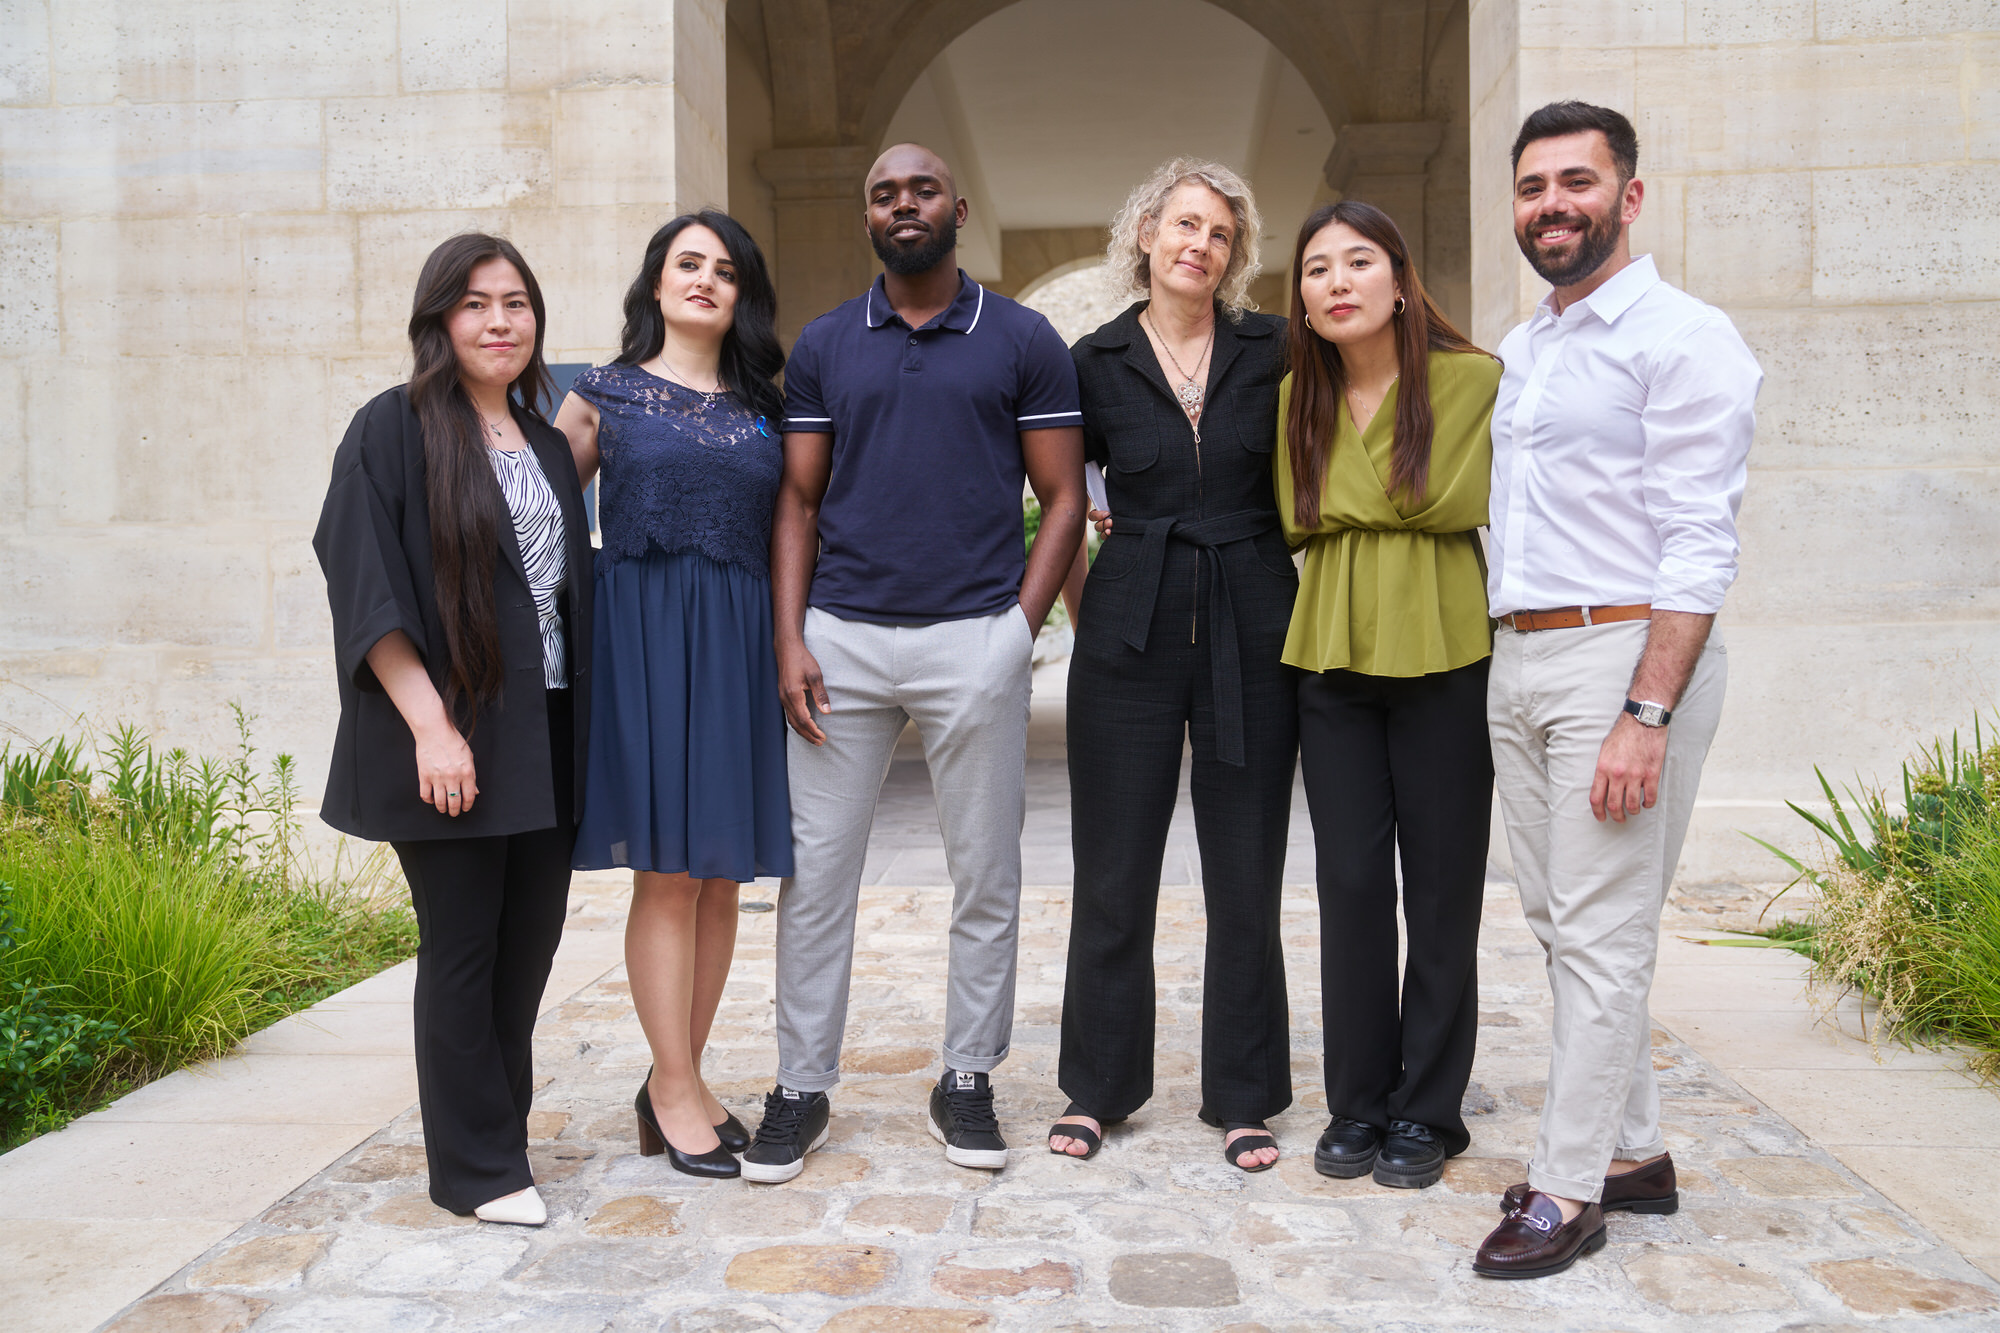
[1, 978, 132, 1138]
[0, 711, 417, 1148]
[1751, 715, 2000, 1079]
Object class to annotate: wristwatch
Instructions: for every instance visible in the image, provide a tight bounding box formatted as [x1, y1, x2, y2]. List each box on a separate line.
[1623, 698, 1673, 728]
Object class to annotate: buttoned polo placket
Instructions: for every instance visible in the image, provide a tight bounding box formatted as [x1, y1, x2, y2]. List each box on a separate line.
[865, 279, 985, 376]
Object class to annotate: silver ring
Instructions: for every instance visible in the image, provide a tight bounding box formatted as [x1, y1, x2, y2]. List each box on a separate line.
[447, 791, 460, 799]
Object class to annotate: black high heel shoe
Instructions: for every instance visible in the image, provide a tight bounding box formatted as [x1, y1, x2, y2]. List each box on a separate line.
[635, 1080, 740, 1178]
[714, 1110, 751, 1154]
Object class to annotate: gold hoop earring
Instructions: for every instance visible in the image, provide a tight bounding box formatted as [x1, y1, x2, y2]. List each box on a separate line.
[1393, 296, 1407, 315]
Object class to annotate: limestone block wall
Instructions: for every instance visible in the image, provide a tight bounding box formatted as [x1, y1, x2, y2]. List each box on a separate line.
[1470, 0, 2000, 879]
[0, 0, 726, 813]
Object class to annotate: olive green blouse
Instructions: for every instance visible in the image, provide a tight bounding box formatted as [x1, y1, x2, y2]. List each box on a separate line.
[1274, 350, 1501, 677]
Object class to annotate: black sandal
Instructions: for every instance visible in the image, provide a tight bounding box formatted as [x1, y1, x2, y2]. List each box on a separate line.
[1200, 1108, 1278, 1173]
[1047, 1101, 1119, 1160]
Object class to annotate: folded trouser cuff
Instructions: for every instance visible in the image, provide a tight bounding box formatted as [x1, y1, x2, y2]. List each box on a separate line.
[1528, 1161, 1606, 1205]
[1615, 1136, 1666, 1161]
[775, 1064, 841, 1095]
[941, 1042, 1008, 1075]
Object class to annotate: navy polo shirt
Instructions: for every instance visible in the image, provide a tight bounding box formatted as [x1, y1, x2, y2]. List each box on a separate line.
[783, 270, 1082, 624]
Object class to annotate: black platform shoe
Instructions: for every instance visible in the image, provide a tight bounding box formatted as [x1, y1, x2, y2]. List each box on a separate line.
[1373, 1119, 1447, 1189]
[1314, 1115, 1383, 1178]
[635, 1079, 740, 1178]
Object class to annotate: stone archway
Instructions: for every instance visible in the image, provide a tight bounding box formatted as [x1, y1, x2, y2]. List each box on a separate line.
[1004, 242, 1111, 304]
[727, 0, 1471, 344]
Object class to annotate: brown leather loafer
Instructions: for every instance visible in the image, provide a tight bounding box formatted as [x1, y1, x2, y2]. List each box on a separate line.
[1473, 1191, 1606, 1279]
[1498, 1152, 1678, 1216]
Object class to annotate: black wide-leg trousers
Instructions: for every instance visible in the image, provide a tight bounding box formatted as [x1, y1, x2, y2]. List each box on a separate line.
[1298, 659, 1491, 1155]
[1060, 559, 1298, 1124]
[392, 690, 574, 1214]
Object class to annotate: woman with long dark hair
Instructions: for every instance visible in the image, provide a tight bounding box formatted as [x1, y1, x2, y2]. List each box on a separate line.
[1274, 200, 1500, 1190]
[1048, 160, 1297, 1173]
[555, 210, 790, 1179]
[315, 234, 593, 1225]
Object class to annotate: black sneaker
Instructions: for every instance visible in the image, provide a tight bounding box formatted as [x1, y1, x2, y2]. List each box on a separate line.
[740, 1085, 830, 1184]
[1314, 1114, 1382, 1178]
[1373, 1119, 1446, 1189]
[928, 1069, 1008, 1169]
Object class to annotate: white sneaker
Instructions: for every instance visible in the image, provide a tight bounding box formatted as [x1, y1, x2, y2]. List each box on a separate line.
[474, 1185, 547, 1226]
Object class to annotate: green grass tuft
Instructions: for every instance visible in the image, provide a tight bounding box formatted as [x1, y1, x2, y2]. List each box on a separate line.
[1751, 715, 2000, 1080]
[0, 709, 417, 1148]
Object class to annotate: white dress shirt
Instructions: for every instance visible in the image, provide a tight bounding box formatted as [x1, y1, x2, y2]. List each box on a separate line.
[1488, 254, 1762, 618]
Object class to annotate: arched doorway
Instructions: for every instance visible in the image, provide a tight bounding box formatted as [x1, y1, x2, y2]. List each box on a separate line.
[725, 0, 1471, 344]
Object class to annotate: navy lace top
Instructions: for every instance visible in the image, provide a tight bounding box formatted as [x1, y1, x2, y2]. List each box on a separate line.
[572, 362, 782, 577]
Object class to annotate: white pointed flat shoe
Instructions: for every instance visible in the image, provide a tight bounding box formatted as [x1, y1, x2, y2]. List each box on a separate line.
[474, 1185, 546, 1226]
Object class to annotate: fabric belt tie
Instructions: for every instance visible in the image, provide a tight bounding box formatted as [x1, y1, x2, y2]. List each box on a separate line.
[1113, 508, 1277, 767]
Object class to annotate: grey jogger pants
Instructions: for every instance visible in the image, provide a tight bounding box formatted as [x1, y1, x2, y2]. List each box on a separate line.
[773, 605, 1035, 1092]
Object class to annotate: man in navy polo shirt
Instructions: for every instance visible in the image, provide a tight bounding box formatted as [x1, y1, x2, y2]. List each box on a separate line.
[740, 143, 1087, 1181]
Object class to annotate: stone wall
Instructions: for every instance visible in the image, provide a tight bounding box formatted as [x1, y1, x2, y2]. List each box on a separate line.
[6, 0, 1997, 883]
[1470, 0, 2000, 878]
[0, 1, 726, 810]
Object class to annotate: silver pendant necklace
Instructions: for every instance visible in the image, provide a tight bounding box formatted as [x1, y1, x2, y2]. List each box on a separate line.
[1347, 374, 1400, 429]
[1143, 309, 1214, 417]
[654, 355, 722, 409]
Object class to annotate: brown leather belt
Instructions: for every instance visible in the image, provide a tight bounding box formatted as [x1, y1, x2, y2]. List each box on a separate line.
[1498, 603, 1652, 632]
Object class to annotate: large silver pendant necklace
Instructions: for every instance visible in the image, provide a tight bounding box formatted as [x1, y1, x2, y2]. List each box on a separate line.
[1143, 309, 1214, 418]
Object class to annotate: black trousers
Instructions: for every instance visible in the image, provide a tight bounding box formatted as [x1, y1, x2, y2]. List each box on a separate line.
[392, 689, 574, 1214]
[1061, 554, 1298, 1123]
[1298, 659, 1491, 1155]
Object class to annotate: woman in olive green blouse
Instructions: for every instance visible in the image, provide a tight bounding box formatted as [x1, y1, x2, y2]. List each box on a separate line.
[1273, 200, 1500, 1192]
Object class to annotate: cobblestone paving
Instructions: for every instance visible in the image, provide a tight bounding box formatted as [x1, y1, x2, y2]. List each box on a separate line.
[109, 760, 2000, 1332]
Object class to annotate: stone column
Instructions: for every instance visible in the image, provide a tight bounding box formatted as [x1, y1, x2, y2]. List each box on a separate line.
[1324, 121, 1445, 270]
[673, 0, 730, 212]
[755, 145, 880, 348]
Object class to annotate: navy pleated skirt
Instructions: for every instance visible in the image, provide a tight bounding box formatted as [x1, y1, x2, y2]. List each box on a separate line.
[573, 549, 794, 880]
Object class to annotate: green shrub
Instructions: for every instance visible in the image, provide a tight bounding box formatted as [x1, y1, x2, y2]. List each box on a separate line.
[1755, 718, 2000, 1079]
[0, 977, 132, 1140]
[0, 710, 417, 1148]
[0, 884, 132, 1135]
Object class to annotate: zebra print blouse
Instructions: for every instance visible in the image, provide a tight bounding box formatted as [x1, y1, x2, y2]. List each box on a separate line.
[487, 444, 568, 688]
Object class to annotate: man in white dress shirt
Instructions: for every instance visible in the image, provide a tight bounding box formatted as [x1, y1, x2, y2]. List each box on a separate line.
[1471, 101, 1763, 1280]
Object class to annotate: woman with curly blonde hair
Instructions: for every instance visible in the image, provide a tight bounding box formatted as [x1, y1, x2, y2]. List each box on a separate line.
[1048, 159, 1299, 1173]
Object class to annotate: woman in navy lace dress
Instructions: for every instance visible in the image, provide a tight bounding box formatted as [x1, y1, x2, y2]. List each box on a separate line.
[556, 211, 790, 1179]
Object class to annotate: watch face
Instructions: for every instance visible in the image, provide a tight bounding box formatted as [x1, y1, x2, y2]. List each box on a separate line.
[1626, 699, 1668, 727]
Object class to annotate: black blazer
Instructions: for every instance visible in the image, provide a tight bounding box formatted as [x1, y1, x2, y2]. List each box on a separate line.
[313, 386, 594, 842]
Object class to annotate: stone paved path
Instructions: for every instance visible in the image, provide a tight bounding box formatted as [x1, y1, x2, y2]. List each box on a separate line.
[105, 751, 2000, 1332]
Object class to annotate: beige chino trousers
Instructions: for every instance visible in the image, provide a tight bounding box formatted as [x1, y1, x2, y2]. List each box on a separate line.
[1486, 618, 1726, 1202]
